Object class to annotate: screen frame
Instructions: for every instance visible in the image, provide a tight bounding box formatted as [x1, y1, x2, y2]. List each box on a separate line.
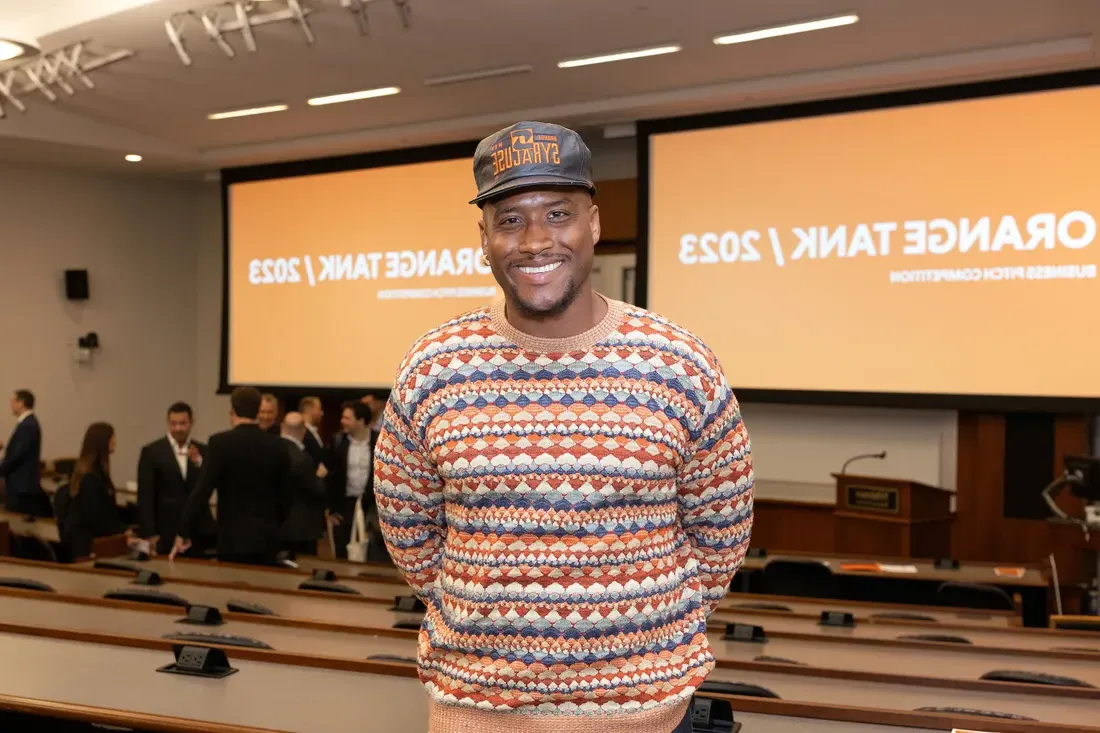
[218, 139, 479, 394]
[636, 67, 1100, 413]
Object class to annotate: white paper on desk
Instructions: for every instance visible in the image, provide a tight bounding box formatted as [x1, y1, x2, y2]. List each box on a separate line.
[878, 564, 918, 573]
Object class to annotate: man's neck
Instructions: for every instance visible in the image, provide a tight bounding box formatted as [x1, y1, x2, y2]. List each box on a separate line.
[505, 288, 605, 340]
[232, 418, 257, 428]
[169, 434, 190, 447]
[350, 427, 371, 442]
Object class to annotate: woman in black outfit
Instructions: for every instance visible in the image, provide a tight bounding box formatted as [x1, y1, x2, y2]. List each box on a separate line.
[63, 422, 128, 558]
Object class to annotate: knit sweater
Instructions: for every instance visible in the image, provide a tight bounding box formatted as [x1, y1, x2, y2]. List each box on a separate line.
[375, 297, 754, 733]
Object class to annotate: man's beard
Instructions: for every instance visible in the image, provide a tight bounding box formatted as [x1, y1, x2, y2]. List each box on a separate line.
[506, 276, 580, 320]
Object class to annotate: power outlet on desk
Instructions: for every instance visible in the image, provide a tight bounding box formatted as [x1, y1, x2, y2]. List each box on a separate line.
[157, 644, 237, 679]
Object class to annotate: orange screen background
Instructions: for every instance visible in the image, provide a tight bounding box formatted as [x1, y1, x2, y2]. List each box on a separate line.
[228, 157, 499, 388]
[648, 85, 1100, 398]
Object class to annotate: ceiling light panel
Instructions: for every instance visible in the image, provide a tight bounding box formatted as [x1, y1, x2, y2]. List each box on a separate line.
[307, 86, 401, 106]
[714, 14, 859, 45]
[558, 44, 681, 69]
[424, 64, 533, 87]
[207, 103, 289, 120]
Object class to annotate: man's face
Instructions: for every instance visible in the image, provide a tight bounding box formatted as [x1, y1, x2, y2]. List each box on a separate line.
[9, 394, 20, 417]
[258, 399, 278, 429]
[480, 188, 600, 318]
[305, 404, 323, 426]
[340, 408, 363, 434]
[167, 411, 192, 445]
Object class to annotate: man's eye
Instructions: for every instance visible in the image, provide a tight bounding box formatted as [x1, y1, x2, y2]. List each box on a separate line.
[548, 211, 568, 221]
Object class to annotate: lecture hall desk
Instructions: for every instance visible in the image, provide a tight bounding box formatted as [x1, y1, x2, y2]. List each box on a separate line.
[5, 561, 1100, 696]
[735, 551, 1049, 626]
[9, 626, 1082, 733]
[259, 556, 1029, 625]
[1, 585, 1098, 688]
[94, 555, 1020, 628]
[52, 558, 1086, 657]
[42, 558, 1053, 653]
[0, 615, 1096, 731]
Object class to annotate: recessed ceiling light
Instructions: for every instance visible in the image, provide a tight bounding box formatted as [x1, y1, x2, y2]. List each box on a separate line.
[307, 86, 401, 107]
[424, 65, 533, 87]
[207, 103, 289, 120]
[558, 44, 681, 69]
[713, 14, 859, 45]
[0, 39, 34, 62]
[124, 154, 142, 163]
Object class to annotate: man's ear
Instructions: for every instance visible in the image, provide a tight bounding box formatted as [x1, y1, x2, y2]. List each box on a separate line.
[478, 217, 489, 257]
[589, 203, 601, 245]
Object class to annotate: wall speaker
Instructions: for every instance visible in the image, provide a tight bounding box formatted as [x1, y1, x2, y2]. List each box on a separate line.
[64, 269, 89, 300]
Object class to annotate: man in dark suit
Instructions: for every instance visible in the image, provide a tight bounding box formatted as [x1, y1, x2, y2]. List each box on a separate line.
[279, 411, 328, 557]
[327, 400, 388, 562]
[0, 389, 48, 516]
[298, 396, 328, 469]
[136, 402, 213, 557]
[172, 387, 293, 566]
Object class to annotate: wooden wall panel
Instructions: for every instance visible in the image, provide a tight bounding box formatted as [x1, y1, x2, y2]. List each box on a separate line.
[593, 178, 637, 242]
[954, 412, 1096, 612]
[750, 500, 835, 554]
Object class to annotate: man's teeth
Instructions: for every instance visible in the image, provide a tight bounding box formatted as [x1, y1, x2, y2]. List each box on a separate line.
[519, 262, 562, 274]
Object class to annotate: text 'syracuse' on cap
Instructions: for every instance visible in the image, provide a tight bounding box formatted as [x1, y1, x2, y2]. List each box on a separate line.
[470, 121, 596, 206]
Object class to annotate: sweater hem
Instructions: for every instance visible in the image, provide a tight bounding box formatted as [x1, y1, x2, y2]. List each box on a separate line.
[427, 698, 690, 733]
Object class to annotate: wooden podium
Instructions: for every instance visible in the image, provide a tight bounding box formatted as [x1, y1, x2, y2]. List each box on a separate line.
[831, 473, 955, 558]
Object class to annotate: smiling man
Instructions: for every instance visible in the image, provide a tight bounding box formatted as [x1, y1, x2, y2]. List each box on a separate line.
[376, 121, 754, 733]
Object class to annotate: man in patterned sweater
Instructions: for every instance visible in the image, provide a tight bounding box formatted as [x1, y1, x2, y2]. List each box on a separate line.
[376, 121, 754, 733]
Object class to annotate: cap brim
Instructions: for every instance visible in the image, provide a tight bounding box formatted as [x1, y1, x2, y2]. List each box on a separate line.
[470, 175, 596, 205]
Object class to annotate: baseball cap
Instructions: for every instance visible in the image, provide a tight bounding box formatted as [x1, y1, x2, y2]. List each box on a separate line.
[470, 121, 596, 206]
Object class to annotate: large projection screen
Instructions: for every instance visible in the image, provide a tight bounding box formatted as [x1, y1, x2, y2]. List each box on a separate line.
[643, 75, 1100, 407]
[222, 148, 499, 389]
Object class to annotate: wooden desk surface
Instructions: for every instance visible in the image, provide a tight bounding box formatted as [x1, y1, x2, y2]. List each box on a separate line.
[0, 560, 398, 627]
[33, 558, 1084, 654]
[723, 593, 1015, 627]
[704, 661, 1098, 727]
[0, 510, 58, 543]
[2, 589, 1098, 688]
[0, 631, 425, 733]
[740, 552, 1047, 587]
[0, 623, 1095, 730]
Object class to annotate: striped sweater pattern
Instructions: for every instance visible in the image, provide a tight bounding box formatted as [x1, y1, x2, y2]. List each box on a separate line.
[375, 298, 754, 733]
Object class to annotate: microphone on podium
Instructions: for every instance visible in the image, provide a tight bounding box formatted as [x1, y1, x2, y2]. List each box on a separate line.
[840, 451, 887, 475]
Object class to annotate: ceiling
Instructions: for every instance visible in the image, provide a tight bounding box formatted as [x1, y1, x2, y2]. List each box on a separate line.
[1, 0, 1098, 177]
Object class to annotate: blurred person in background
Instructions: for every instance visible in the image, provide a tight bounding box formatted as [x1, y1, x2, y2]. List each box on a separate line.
[258, 393, 281, 435]
[62, 422, 129, 558]
[137, 402, 212, 557]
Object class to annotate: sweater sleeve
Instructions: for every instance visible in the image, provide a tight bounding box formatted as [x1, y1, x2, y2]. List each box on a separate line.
[678, 361, 754, 617]
[375, 386, 446, 602]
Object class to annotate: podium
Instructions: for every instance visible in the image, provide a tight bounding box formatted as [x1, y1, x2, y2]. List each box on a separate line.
[831, 473, 954, 559]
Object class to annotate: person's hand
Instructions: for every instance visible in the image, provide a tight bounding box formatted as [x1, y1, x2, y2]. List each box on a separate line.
[326, 509, 343, 526]
[316, 463, 328, 479]
[169, 536, 191, 561]
[188, 445, 202, 466]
